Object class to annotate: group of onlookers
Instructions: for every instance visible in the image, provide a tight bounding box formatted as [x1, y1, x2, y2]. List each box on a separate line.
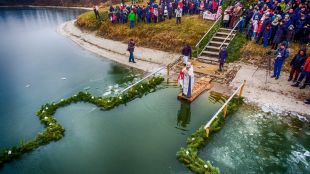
[224, 0, 310, 104]
[107, 0, 222, 27]
[242, 0, 309, 48]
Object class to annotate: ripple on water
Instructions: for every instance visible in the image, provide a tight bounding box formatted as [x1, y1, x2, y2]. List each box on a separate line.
[200, 105, 310, 173]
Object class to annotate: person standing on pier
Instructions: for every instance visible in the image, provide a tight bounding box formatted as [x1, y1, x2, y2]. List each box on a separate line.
[182, 62, 194, 98]
[128, 39, 136, 63]
[181, 45, 192, 65]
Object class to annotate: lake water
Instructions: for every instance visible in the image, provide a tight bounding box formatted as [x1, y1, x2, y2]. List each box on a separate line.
[201, 105, 310, 174]
[0, 7, 309, 174]
[0, 7, 221, 174]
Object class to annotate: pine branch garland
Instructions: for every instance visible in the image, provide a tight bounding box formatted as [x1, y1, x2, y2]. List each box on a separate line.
[0, 76, 164, 167]
[176, 97, 244, 174]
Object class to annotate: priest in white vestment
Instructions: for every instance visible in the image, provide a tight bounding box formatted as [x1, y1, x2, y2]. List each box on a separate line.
[182, 62, 195, 98]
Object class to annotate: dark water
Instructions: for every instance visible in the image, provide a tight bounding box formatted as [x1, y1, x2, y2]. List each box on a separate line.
[0, 7, 221, 173]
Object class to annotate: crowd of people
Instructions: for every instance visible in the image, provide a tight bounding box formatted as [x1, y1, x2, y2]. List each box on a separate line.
[107, 0, 222, 27]
[242, 0, 310, 47]
[220, 0, 309, 104]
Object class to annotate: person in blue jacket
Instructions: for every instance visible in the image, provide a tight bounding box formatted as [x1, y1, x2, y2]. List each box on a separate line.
[219, 46, 228, 72]
[271, 42, 289, 80]
[256, 14, 272, 44]
[262, 25, 272, 48]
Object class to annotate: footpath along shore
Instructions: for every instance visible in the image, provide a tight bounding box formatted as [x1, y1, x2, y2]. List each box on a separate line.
[57, 20, 179, 72]
[231, 63, 310, 119]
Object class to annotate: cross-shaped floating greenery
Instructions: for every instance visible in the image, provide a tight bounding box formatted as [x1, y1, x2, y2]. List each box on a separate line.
[0, 76, 164, 167]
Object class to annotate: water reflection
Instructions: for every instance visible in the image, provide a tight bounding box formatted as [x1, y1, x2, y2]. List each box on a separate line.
[177, 101, 191, 129]
[208, 91, 228, 104]
[108, 64, 143, 84]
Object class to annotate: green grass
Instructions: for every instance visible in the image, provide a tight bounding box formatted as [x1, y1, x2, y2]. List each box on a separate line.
[226, 32, 247, 63]
[240, 41, 310, 72]
[76, 10, 107, 31]
[193, 18, 221, 58]
[76, 10, 214, 53]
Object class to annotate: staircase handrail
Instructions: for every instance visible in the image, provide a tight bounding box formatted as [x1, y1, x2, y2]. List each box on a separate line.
[218, 19, 241, 49]
[195, 15, 222, 48]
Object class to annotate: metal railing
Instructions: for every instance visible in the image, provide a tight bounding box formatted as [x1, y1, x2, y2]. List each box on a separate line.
[195, 15, 222, 48]
[120, 56, 181, 94]
[204, 81, 245, 136]
[195, 15, 222, 57]
[218, 19, 241, 49]
[120, 66, 166, 94]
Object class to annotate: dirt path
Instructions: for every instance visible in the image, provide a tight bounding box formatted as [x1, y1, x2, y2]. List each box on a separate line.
[230, 63, 310, 119]
[57, 20, 179, 72]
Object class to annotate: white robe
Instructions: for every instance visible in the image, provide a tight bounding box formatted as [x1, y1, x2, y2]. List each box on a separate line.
[182, 66, 195, 97]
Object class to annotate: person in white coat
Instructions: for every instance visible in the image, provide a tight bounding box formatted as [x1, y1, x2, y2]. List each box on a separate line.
[182, 62, 195, 98]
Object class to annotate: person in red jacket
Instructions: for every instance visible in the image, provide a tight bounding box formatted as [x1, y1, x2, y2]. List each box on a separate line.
[292, 56, 310, 89]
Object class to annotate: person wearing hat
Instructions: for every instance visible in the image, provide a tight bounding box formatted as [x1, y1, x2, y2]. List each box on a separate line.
[271, 42, 289, 80]
[282, 14, 292, 29]
[286, 24, 295, 43]
[182, 62, 195, 98]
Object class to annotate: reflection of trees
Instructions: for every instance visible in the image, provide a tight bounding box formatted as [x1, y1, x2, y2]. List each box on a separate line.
[177, 101, 191, 128]
[208, 91, 228, 104]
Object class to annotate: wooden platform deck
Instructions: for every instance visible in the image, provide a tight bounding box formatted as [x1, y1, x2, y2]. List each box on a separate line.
[178, 77, 213, 102]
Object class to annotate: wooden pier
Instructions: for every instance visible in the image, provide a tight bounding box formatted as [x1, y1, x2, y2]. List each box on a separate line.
[178, 77, 212, 102]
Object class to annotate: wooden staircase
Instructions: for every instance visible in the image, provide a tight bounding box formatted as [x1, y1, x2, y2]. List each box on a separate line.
[197, 28, 237, 64]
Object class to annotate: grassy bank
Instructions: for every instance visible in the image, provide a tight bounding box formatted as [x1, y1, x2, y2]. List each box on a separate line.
[240, 41, 310, 72]
[76, 10, 213, 53]
[227, 32, 247, 63]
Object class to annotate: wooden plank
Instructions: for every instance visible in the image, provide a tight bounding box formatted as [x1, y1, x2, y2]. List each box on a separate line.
[178, 78, 213, 102]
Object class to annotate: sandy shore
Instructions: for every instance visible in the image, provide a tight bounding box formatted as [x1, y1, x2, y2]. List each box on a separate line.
[231, 63, 310, 119]
[57, 20, 179, 72]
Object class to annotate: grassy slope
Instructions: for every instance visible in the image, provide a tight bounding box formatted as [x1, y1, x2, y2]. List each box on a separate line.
[240, 41, 310, 72]
[76, 9, 213, 53]
[227, 32, 247, 63]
